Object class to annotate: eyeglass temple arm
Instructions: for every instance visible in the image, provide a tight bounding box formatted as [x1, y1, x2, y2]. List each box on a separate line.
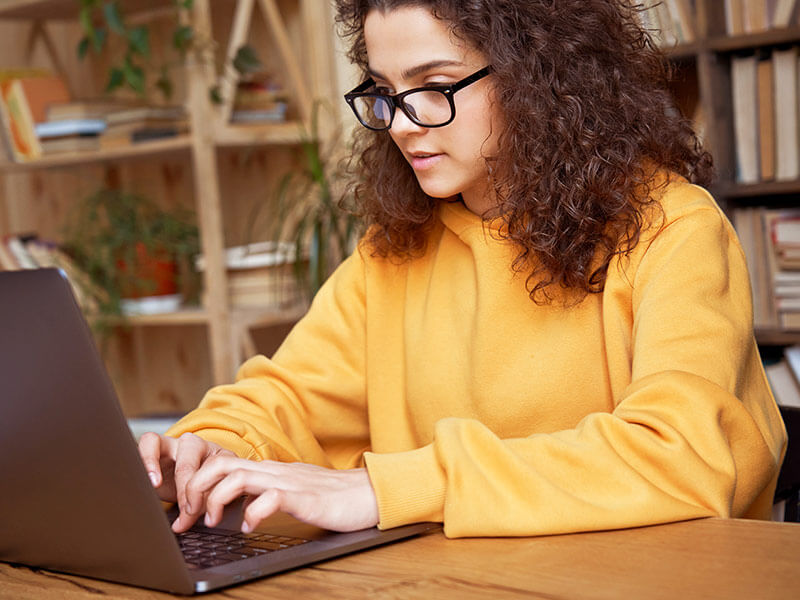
[345, 78, 376, 98]
[451, 66, 493, 93]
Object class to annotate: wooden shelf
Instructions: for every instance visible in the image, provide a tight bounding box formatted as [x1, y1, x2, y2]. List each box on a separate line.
[0, 0, 175, 20]
[93, 303, 306, 328]
[707, 25, 800, 53]
[215, 121, 307, 147]
[713, 180, 800, 200]
[0, 123, 310, 171]
[0, 135, 193, 172]
[756, 328, 800, 346]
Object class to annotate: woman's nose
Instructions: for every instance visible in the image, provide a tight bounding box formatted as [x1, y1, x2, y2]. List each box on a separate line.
[390, 105, 426, 136]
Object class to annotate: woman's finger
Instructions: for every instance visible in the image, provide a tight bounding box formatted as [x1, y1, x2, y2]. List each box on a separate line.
[137, 431, 167, 487]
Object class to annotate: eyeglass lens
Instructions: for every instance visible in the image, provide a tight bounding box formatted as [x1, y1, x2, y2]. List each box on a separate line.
[352, 89, 452, 129]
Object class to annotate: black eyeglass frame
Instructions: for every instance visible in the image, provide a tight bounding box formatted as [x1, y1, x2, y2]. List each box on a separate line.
[343, 66, 493, 131]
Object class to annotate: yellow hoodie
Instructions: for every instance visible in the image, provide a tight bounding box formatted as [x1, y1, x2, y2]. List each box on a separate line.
[168, 178, 786, 537]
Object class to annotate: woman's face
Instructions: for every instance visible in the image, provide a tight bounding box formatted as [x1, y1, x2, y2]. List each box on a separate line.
[363, 7, 502, 214]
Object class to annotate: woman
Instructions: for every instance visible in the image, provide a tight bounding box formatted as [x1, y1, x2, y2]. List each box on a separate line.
[139, 0, 786, 537]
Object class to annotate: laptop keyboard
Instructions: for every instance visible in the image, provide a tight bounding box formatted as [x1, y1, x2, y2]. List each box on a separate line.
[177, 528, 311, 570]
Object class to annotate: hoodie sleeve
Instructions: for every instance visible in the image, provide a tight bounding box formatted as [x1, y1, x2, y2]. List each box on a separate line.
[166, 248, 370, 470]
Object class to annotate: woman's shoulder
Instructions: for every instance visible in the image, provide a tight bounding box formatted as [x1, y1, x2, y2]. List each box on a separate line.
[649, 173, 722, 222]
[640, 173, 735, 244]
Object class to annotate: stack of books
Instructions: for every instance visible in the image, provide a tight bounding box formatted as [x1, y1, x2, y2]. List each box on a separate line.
[734, 207, 800, 330]
[45, 102, 188, 151]
[0, 69, 190, 161]
[0, 233, 102, 314]
[195, 241, 303, 310]
[231, 78, 288, 124]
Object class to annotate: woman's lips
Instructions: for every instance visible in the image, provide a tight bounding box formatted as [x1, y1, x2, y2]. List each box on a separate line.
[409, 153, 444, 170]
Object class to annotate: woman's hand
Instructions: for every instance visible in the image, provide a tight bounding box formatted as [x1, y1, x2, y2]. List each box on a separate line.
[137, 431, 237, 529]
[138, 432, 380, 533]
[184, 456, 379, 534]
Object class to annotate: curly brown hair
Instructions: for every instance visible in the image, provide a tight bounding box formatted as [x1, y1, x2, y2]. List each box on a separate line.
[335, 0, 713, 301]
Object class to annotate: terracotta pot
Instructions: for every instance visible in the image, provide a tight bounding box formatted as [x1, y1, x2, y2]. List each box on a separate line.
[116, 242, 178, 299]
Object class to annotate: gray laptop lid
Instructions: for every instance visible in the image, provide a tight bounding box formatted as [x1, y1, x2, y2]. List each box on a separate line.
[0, 269, 435, 594]
[0, 269, 195, 593]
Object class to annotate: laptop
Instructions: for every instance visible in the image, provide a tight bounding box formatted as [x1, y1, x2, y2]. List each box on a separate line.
[0, 268, 436, 594]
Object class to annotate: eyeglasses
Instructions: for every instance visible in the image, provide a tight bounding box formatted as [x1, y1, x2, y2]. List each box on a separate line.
[344, 66, 492, 131]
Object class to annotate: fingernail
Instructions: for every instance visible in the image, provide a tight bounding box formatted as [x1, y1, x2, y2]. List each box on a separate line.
[204, 513, 212, 527]
[184, 502, 192, 515]
[148, 472, 159, 487]
[241, 521, 252, 533]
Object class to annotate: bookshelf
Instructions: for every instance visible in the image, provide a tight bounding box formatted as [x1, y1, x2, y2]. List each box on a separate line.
[0, 0, 342, 414]
[650, 1, 800, 345]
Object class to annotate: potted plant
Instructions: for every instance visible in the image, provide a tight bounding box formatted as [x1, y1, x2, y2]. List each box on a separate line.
[254, 104, 360, 300]
[63, 188, 201, 322]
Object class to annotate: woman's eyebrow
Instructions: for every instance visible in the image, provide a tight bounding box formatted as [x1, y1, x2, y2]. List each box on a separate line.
[368, 59, 467, 83]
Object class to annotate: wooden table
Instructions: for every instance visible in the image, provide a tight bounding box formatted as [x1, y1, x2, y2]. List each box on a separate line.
[1, 518, 798, 599]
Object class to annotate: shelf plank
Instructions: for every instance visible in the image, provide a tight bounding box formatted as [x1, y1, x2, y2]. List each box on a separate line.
[93, 303, 306, 328]
[707, 25, 800, 53]
[713, 179, 800, 200]
[0, 0, 172, 20]
[0, 135, 193, 171]
[756, 328, 800, 346]
[214, 121, 307, 147]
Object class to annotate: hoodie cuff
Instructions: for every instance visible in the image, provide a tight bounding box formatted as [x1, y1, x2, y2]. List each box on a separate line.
[364, 444, 446, 529]
[164, 423, 267, 461]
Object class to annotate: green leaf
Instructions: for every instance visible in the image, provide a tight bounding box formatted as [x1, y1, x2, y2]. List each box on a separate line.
[127, 26, 150, 57]
[77, 37, 90, 59]
[93, 27, 107, 51]
[79, 5, 94, 38]
[178, 0, 194, 8]
[106, 67, 124, 92]
[155, 71, 173, 100]
[103, 1, 125, 34]
[172, 25, 193, 53]
[232, 45, 263, 75]
[209, 85, 223, 104]
[123, 57, 146, 95]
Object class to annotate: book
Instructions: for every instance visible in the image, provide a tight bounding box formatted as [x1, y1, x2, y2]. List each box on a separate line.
[45, 99, 144, 121]
[23, 238, 103, 313]
[772, 46, 800, 181]
[0, 237, 19, 270]
[757, 53, 776, 181]
[230, 106, 288, 123]
[40, 135, 100, 154]
[0, 79, 41, 161]
[34, 118, 105, 139]
[5, 75, 69, 123]
[0, 74, 71, 161]
[784, 344, 800, 383]
[736, 208, 778, 327]
[731, 54, 760, 184]
[4, 234, 38, 268]
[653, 0, 679, 47]
[726, 0, 746, 35]
[104, 105, 185, 127]
[772, 0, 799, 27]
[765, 359, 800, 407]
[743, 0, 770, 33]
[664, 0, 696, 43]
